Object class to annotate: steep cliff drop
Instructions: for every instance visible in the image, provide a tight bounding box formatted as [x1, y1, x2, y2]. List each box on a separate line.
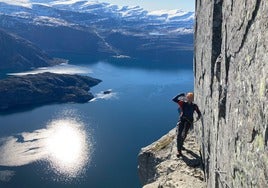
[195, 0, 268, 187]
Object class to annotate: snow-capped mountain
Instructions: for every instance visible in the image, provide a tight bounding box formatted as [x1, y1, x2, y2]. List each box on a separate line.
[0, 0, 194, 67]
[0, 0, 194, 34]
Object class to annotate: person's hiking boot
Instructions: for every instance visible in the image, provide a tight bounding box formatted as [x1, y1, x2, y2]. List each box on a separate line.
[176, 151, 182, 158]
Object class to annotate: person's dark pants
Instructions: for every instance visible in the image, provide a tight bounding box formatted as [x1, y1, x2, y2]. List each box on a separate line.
[176, 119, 192, 152]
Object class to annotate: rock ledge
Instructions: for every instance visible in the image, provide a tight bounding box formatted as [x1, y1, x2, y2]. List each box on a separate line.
[138, 128, 206, 188]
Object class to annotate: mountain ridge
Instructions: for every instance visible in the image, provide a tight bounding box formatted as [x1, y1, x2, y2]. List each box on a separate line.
[0, 0, 194, 34]
[0, 29, 66, 72]
[0, 0, 194, 67]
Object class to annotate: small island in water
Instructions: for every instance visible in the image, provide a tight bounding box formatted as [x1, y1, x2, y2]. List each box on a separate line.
[0, 72, 101, 111]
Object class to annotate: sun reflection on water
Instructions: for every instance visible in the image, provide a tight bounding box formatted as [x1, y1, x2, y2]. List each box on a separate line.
[0, 114, 93, 181]
[45, 119, 90, 178]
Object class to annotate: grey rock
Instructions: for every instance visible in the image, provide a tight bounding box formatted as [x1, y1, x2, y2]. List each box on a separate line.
[138, 129, 205, 188]
[0, 72, 101, 111]
[195, 0, 268, 187]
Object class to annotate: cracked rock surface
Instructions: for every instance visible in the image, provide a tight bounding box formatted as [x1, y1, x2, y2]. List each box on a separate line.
[195, 0, 268, 187]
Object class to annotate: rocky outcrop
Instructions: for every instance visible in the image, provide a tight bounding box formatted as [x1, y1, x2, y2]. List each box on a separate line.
[195, 0, 268, 187]
[0, 72, 101, 111]
[0, 29, 65, 72]
[138, 128, 205, 188]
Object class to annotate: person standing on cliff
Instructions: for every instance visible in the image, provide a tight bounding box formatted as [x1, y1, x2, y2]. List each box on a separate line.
[172, 92, 201, 157]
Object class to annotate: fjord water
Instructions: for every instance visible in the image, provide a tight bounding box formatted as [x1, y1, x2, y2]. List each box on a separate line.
[0, 58, 193, 188]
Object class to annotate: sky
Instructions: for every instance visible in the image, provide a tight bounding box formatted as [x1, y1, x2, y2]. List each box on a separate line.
[102, 0, 195, 11]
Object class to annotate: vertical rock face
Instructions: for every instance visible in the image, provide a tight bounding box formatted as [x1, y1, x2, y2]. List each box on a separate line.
[195, 0, 268, 187]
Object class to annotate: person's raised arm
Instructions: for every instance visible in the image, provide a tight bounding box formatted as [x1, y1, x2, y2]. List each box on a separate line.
[172, 93, 185, 103]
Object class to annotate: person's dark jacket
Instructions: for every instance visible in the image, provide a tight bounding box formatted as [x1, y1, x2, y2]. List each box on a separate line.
[172, 93, 201, 121]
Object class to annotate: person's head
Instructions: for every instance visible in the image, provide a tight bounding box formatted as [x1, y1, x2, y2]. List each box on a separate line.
[186, 92, 194, 103]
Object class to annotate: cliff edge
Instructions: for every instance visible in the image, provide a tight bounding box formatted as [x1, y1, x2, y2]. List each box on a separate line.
[138, 128, 205, 188]
[195, 0, 268, 187]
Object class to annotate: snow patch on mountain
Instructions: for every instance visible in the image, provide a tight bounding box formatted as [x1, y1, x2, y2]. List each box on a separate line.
[0, 0, 32, 8]
[0, 0, 194, 35]
[33, 16, 73, 26]
[148, 9, 187, 17]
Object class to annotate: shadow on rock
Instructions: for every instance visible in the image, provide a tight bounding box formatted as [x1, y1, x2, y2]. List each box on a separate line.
[181, 148, 202, 168]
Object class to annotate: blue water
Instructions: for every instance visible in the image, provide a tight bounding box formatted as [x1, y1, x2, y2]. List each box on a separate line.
[0, 59, 193, 188]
